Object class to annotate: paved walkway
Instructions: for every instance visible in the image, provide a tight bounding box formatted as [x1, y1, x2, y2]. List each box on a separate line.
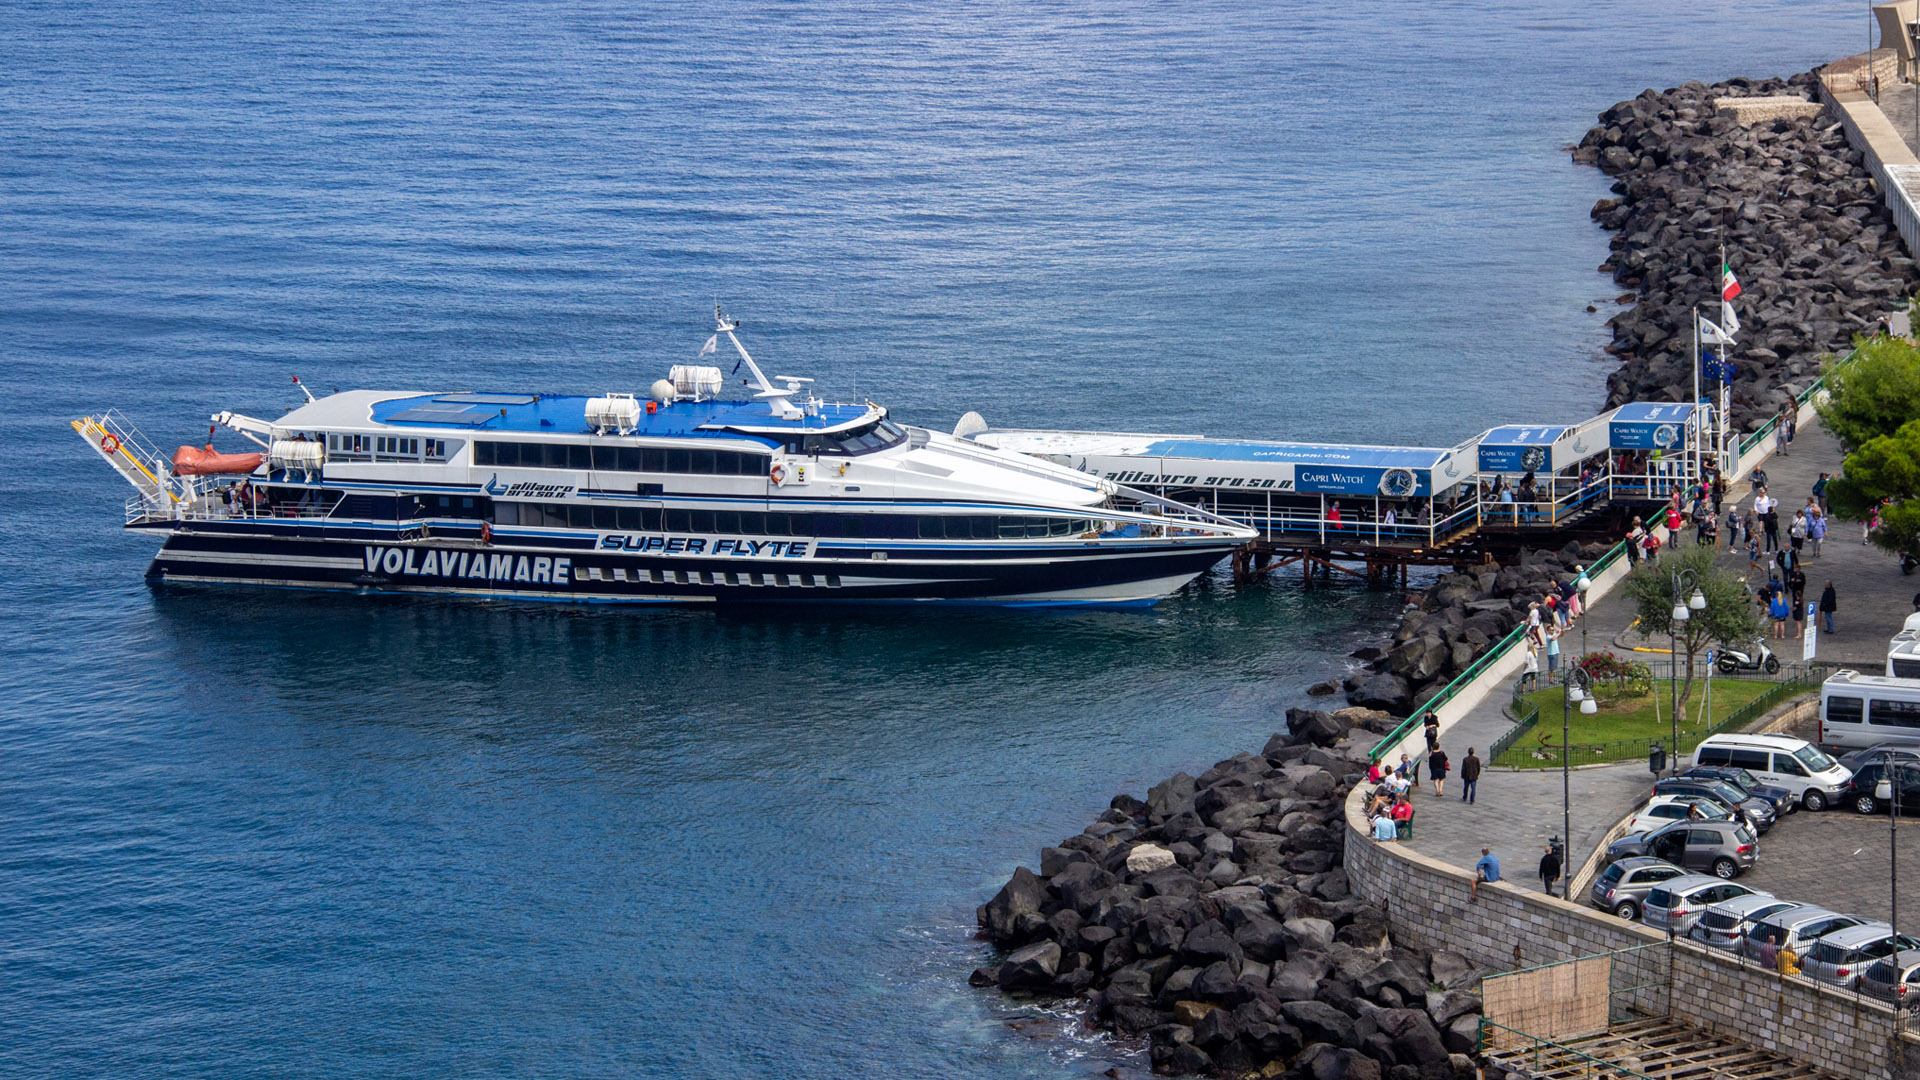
[1399, 413, 1917, 897]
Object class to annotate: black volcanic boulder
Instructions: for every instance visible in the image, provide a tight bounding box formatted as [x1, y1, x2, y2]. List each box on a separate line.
[997, 940, 1062, 991]
[979, 866, 1047, 943]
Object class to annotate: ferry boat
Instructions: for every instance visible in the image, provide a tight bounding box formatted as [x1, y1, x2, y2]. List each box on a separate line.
[74, 312, 1255, 606]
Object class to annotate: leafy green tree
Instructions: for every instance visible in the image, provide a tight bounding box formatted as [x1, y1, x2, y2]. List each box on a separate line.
[1819, 335, 1920, 449]
[1621, 546, 1762, 707]
[1827, 417, 1920, 560]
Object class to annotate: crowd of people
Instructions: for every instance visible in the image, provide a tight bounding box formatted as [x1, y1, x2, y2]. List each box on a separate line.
[1366, 710, 1485, 847]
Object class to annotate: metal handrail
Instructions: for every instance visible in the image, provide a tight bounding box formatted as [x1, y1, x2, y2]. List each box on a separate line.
[1477, 1017, 1656, 1080]
[1367, 538, 1630, 763]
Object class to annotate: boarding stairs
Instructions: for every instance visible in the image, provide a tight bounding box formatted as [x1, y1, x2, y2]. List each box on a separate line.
[73, 411, 186, 521]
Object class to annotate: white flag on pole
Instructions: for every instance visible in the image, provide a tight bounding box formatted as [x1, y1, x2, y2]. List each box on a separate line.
[1697, 314, 1735, 346]
[700, 334, 718, 356]
[1720, 301, 1740, 337]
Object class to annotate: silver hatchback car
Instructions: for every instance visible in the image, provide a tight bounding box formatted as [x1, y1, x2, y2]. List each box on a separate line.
[1739, 905, 1865, 968]
[1801, 923, 1920, 989]
[1641, 876, 1768, 935]
[1688, 893, 1798, 950]
[1859, 948, 1920, 1005]
[1589, 856, 1688, 920]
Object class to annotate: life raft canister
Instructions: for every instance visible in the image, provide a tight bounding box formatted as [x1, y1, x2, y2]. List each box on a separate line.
[100, 434, 120, 454]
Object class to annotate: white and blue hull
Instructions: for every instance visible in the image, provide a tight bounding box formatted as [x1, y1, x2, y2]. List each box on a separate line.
[138, 519, 1237, 607]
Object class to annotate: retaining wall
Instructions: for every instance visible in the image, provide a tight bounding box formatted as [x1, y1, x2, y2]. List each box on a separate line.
[1344, 783, 1910, 1079]
[1820, 53, 1920, 260]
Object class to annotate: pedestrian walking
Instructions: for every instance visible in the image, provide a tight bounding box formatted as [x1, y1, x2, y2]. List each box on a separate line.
[1625, 517, 1645, 565]
[1775, 406, 1792, 455]
[1750, 466, 1769, 495]
[1755, 489, 1780, 552]
[1747, 533, 1764, 579]
[1789, 511, 1807, 558]
[1520, 639, 1540, 694]
[1807, 505, 1825, 558]
[1769, 588, 1790, 639]
[1539, 844, 1562, 898]
[1789, 565, 1807, 639]
[1429, 746, 1450, 796]
[1820, 581, 1837, 635]
[1461, 748, 1482, 804]
[1472, 847, 1501, 902]
[1726, 505, 1743, 552]
[1814, 472, 1830, 515]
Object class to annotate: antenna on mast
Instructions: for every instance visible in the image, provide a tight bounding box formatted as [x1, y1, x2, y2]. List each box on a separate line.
[714, 305, 804, 420]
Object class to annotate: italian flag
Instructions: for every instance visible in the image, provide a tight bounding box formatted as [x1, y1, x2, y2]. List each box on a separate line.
[1722, 262, 1742, 302]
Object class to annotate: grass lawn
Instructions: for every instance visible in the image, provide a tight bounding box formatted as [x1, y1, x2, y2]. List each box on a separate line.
[1497, 678, 1785, 769]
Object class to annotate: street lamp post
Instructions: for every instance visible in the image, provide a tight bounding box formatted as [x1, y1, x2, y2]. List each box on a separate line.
[1879, 752, 1904, 991]
[1668, 566, 1706, 775]
[1562, 667, 1598, 896]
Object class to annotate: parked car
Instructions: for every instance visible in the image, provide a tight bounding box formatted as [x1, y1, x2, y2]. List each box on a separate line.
[1688, 893, 1799, 951]
[1695, 731, 1852, 811]
[1738, 905, 1865, 967]
[1640, 876, 1769, 935]
[1837, 744, 1920, 774]
[1621, 795, 1733, 835]
[1680, 765, 1796, 817]
[1859, 947, 1920, 1005]
[1844, 759, 1920, 815]
[1589, 856, 1688, 920]
[1650, 776, 1776, 833]
[1800, 923, 1920, 989]
[1605, 820, 1758, 879]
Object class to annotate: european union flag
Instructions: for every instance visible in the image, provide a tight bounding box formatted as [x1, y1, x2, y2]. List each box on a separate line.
[1702, 349, 1736, 386]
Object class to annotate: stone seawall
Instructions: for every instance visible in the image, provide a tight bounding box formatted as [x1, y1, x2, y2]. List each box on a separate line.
[1341, 784, 1909, 1080]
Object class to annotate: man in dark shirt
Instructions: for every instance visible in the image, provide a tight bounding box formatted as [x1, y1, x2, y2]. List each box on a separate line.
[1460, 748, 1482, 804]
[1539, 843, 1562, 897]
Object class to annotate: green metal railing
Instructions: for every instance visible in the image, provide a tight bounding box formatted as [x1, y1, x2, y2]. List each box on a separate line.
[1734, 347, 1854, 459]
[1367, 539, 1632, 763]
[1476, 1018, 1656, 1080]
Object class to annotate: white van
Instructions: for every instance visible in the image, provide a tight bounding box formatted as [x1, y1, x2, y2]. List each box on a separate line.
[1892, 638, 1920, 679]
[1694, 731, 1852, 811]
[1821, 670, 1920, 758]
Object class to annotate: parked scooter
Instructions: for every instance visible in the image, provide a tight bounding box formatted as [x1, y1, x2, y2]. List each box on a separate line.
[1716, 639, 1781, 676]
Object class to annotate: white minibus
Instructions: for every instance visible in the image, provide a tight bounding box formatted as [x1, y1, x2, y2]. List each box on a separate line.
[1821, 670, 1920, 757]
[1695, 732, 1852, 811]
[1890, 638, 1920, 679]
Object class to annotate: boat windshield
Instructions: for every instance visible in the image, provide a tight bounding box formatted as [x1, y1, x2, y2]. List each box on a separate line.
[785, 418, 908, 457]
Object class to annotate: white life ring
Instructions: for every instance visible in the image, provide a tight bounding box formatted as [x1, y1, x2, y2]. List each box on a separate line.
[770, 463, 787, 485]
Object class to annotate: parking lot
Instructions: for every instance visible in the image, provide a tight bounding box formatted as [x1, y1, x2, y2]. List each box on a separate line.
[1726, 808, 1920, 925]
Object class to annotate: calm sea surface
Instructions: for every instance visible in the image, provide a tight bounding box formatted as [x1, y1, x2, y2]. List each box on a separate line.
[0, 3, 1861, 1076]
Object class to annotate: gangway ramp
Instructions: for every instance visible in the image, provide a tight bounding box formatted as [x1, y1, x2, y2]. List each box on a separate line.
[72, 411, 175, 506]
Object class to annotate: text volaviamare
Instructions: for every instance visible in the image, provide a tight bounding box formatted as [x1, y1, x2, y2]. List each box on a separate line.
[362, 536, 812, 580]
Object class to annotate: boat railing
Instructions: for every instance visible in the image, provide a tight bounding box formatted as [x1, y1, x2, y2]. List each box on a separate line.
[127, 495, 338, 525]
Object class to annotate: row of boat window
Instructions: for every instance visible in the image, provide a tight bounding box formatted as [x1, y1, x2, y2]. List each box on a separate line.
[473, 441, 771, 475]
[493, 502, 1100, 539]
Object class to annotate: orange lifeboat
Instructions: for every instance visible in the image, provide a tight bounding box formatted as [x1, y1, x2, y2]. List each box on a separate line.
[171, 444, 265, 475]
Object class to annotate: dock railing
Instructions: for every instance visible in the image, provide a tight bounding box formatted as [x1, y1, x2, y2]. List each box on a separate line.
[1367, 538, 1632, 765]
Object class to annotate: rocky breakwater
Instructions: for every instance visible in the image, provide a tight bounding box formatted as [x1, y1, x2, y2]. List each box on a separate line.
[1575, 74, 1920, 432]
[1343, 543, 1604, 717]
[973, 710, 1483, 1080]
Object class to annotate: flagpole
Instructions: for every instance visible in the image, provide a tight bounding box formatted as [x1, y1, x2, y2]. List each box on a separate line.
[1728, 247, 1743, 474]
[1693, 303, 1702, 489]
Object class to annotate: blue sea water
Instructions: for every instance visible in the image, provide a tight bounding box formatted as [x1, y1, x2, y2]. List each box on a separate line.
[0, 3, 1862, 1077]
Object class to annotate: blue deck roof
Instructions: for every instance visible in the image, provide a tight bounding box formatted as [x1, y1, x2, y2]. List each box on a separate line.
[368, 393, 874, 441]
[1139, 439, 1453, 469]
[1479, 425, 1572, 445]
